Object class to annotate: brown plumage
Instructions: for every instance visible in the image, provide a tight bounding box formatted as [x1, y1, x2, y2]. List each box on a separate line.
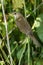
[13, 12, 40, 47]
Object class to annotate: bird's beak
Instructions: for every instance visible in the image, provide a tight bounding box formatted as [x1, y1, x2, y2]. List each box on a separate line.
[8, 12, 16, 18]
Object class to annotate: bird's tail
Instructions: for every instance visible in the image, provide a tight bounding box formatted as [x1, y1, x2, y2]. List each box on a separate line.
[29, 34, 41, 47]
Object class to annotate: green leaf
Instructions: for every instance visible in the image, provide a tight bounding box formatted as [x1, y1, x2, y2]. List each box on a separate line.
[12, 0, 24, 9]
[35, 59, 43, 65]
[8, 20, 14, 32]
[17, 37, 30, 65]
[0, 23, 6, 37]
[0, 61, 4, 65]
[33, 14, 43, 42]
[0, 12, 2, 19]
[17, 44, 26, 60]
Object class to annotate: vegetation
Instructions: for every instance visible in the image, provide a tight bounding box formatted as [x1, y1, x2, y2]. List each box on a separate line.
[0, 0, 43, 65]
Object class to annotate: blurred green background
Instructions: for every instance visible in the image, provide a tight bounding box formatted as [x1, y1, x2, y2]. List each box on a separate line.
[0, 0, 43, 65]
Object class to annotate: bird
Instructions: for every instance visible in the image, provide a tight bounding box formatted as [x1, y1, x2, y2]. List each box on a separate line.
[12, 12, 40, 47]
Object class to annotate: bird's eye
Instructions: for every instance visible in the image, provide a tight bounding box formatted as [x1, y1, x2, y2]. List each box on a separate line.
[14, 12, 16, 15]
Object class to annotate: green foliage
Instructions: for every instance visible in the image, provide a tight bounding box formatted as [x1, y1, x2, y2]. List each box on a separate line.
[0, 0, 43, 65]
[35, 14, 43, 42]
[0, 61, 4, 65]
[12, 0, 24, 9]
[33, 14, 43, 42]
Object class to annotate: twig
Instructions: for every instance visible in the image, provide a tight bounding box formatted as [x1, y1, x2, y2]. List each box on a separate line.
[26, 2, 43, 18]
[23, 0, 27, 18]
[6, 44, 17, 64]
[28, 37, 30, 65]
[1, 0, 13, 65]
[2, 27, 16, 42]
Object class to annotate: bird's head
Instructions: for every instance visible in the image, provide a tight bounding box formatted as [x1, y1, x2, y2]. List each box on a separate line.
[12, 12, 22, 20]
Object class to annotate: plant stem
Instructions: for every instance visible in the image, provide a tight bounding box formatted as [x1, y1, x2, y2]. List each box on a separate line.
[1, 0, 13, 65]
